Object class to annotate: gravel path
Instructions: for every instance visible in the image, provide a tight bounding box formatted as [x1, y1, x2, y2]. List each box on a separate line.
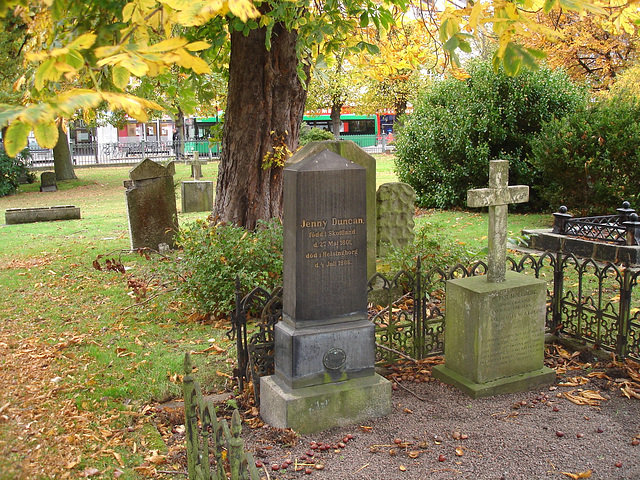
[243, 365, 640, 480]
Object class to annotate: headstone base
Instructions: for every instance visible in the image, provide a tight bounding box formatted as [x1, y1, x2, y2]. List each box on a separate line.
[432, 364, 556, 398]
[260, 374, 391, 434]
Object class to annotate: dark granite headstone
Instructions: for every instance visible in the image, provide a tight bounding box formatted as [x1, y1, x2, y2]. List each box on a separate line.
[124, 159, 178, 250]
[40, 172, 57, 192]
[260, 149, 390, 433]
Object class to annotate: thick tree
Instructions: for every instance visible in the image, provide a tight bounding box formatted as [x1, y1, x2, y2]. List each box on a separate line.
[214, 18, 309, 227]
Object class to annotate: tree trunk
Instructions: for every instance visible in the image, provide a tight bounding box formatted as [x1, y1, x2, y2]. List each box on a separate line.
[213, 20, 308, 229]
[53, 121, 76, 180]
[330, 101, 342, 140]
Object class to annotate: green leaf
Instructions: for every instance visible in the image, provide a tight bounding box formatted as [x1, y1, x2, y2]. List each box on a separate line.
[33, 121, 59, 149]
[5, 120, 31, 157]
[112, 66, 130, 90]
[543, 0, 557, 13]
[359, 12, 368, 28]
[443, 35, 460, 53]
[35, 58, 59, 91]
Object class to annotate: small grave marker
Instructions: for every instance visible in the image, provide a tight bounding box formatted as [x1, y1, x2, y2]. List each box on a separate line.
[432, 160, 555, 397]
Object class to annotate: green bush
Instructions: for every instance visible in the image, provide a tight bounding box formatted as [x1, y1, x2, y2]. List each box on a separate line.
[172, 218, 283, 317]
[299, 124, 334, 146]
[0, 148, 32, 196]
[395, 60, 587, 210]
[530, 94, 640, 214]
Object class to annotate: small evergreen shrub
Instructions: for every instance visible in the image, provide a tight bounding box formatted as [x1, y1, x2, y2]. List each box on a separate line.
[395, 60, 587, 210]
[530, 94, 640, 214]
[0, 148, 32, 196]
[299, 124, 334, 146]
[172, 218, 283, 317]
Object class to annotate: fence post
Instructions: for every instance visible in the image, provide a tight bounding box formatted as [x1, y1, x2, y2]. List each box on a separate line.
[233, 277, 246, 391]
[623, 213, 640, 246]
[183, 353, 200, 480]
[618, 265, 632, 358]
[552, 206, 573, 234]
[616, 201, 635, 224]
[414, 256, 423, 358]
[550, 251, 564, 334]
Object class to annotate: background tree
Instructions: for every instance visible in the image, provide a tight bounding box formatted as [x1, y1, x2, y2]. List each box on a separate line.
[356, 17, 435, 122]
[519, 6, 639, 90]
[395, 59, 587, 210]
[305, 53, 364, 138]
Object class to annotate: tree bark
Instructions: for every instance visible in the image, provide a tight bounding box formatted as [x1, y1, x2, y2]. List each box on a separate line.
[53, 121, 76, 180]
[213, 20, 308, 229]
[330, 101, 342, 140]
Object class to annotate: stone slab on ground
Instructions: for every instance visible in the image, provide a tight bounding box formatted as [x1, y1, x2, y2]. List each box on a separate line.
[5, 205, 81, 225]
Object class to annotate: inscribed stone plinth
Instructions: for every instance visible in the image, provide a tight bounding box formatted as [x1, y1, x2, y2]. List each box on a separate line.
[432, 160, 554, 397]
[40, 172, 57, 192]
[432, 272, 554, 397]
[124, 159, 178, 250]
[261, 149, 390, 433]
[181, 181, 213, 213]
[286, 141, 377, 279]
[376, 182, 415, 257]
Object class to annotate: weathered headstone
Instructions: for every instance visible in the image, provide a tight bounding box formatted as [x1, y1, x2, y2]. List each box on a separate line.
[40, 172, 57, 192]
[124, 159, 178, 250]
[432, 160, 555, 398]
[181, 152, 213, 213]
[286, 141, 377, 279]
[260, 149, 391, 433]
[181, 181, 213, 213]
[376, 182, 415, 257]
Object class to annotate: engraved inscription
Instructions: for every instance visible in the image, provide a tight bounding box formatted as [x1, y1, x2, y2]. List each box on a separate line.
[300, 216, 364, 269]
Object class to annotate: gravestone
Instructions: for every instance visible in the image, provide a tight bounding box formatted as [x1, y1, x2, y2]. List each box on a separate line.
[260, 149, 391, 434]
[376, 182, 415, 257]
[124, 159, 178, 250]
[286, 141, 377, 279]
[181, 153, 213, 213]
[5, 205, 80, 224]
[432, 160, 555, 398]
[186, 152, 207, 180]
[40, 172, 57, 192]
[181, 181, 213, 213]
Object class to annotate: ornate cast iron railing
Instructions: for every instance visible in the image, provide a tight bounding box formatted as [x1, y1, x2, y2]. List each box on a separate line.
[552, 202, 640, 246]
[182, 353, 260, 480]
[230, 253, 640, 402]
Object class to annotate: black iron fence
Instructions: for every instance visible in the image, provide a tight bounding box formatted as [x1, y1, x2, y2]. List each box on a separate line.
[553, 202, 640, 246]
[26, 140, 219, 167]
[182, 352, 260, 480]
[229, 252, 640, 400]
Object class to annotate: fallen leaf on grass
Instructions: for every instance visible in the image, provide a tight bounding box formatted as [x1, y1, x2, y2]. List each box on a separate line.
[81, 467, 101, 477]
[561, 470, 592, 479]
[216, 370, 232, 379]
[191, 344, 226, 355]
[144, 450, 167, 464]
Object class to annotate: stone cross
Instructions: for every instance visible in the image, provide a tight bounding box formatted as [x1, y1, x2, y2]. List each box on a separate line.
[467, 160, 529, 283]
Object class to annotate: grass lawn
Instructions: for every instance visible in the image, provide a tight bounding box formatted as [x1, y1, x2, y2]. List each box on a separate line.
[0, 157, 554, 479]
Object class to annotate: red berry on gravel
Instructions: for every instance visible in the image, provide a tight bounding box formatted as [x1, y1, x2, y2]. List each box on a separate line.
[438, 455, 446, 462]
[305, 468, 313, 474]
[271, 464, 280, 471]
[255, 461, 263, 468]
[632, 438, 640, 446]
[552, 405, 560, 412]
[597, 427, 604, 433]
[556, 431, 565, 437]
[615, 462, 623, 468]
[347, 434, 354, 439]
